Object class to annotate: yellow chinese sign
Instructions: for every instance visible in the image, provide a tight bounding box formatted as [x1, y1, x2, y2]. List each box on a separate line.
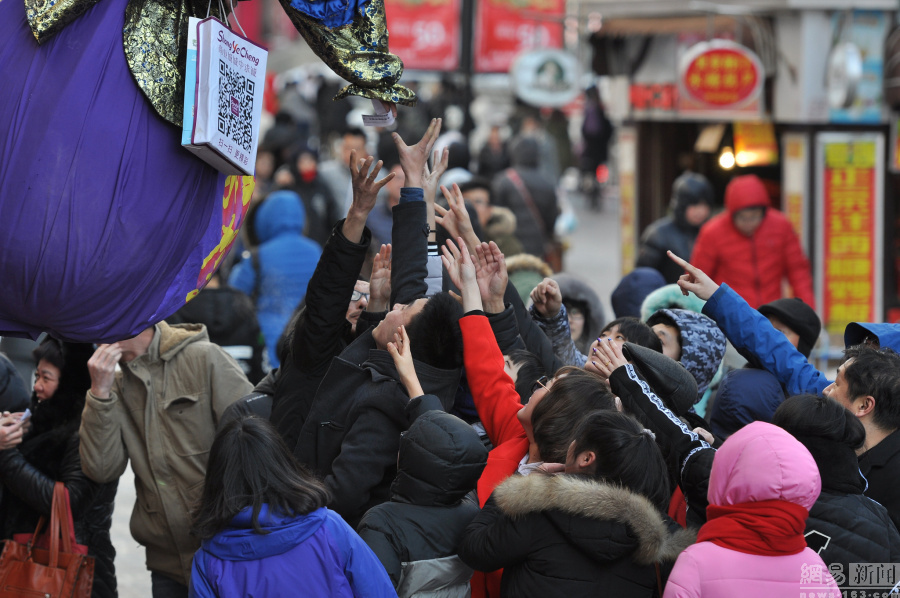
[820, 138, 881, 334]
[618, 128, 638, 276]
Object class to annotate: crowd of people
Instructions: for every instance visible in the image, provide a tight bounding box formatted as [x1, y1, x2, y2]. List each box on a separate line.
[0, 109, 897, 598]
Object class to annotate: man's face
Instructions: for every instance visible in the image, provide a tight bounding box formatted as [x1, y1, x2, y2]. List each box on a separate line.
[346, 280, 370, 333]
[463, 188, 491, 228]
[824, 358, 855, 410]
[341, 134, 367, 166]
[372, 298, 428, 349]
[766, 315, 800, 349]
[684, 203, 711, 227]
[733, 208, 765, 237]
[652, 323, 682, 361]
[115, 328, 154, 363]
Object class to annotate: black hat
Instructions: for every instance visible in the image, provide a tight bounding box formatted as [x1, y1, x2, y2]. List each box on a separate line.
[758, 298, 821, 358]
[622, 342, 698, 417]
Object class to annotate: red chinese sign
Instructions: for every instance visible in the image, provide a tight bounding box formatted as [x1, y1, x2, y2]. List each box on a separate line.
[818, 137, 883, 334]
[385, 0, 461, 71]
[678, 41, 763, 116]
[474, 0, 564, 73]
[629, 84, 677, 111]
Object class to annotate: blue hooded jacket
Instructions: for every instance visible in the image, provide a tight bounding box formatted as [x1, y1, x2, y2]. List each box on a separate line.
[229, 191, 322, 368]
[190, 505, 395, 598]
[844, 323, 900, 352]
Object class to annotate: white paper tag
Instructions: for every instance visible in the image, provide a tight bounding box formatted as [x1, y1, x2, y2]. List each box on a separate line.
[362, 99, 396, 127]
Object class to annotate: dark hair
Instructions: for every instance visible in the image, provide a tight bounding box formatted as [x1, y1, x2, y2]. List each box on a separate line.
[601, 317, 663, 353]
[842, 345, 900, 430]
[772, 394, 865, 451]
[342, 127, 367, 140]
[506, 349, 547, 405]
[33, 339, 65, 371]
[571, 410, 670, 512]
[192, 416, 330, 541]
[447, 142, 471, 171]
[458, 178, 492, 196]
[532, 368, 617, 464]
[406, 293, 465, 369]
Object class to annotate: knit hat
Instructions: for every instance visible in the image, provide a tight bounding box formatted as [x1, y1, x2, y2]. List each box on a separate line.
[758, 298, 821, 358]
[612, 268, 666, 318]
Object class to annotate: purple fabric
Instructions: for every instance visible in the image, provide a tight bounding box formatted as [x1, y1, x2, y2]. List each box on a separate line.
[0, 0, 240, 342]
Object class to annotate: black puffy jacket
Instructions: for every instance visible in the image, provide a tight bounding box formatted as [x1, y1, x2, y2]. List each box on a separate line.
[458, 474, 695, 598]
[267, 219, 371, 450]
[800, 435, 900, 579]
[0, 342, 118, 598]
[357, 410, 487, 595]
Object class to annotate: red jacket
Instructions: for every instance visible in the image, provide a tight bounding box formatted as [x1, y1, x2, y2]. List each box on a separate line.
[460, 313, 530, 598]
[690, 178, 814, 309]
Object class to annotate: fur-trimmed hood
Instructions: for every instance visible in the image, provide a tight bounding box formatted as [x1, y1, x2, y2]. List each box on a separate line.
[485, 205, 517, 237]
[493, 474, 696, 565]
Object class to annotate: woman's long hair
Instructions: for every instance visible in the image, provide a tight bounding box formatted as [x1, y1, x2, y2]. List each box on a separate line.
[192, 416, 330, 540]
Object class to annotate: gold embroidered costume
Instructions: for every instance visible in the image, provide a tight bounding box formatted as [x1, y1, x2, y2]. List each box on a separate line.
[24, 0, 416, 126]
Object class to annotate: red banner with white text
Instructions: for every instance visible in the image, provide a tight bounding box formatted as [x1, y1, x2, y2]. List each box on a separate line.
[474, 0, 564, 73]
[385, 0, 461, 71]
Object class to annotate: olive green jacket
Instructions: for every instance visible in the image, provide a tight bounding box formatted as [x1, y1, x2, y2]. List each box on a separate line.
[79, 322, 252, 585]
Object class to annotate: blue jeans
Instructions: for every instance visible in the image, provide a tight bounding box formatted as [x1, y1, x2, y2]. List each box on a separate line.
[151, 571, 188, 598]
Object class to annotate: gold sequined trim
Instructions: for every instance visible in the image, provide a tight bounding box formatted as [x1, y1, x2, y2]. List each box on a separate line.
[123, 0, 229, 125]
[277, 0, 416, 106]
[26, 0, 103, 43]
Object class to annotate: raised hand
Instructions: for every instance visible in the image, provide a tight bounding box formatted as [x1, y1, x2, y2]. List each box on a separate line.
[668, 251, 719, 301]
[386, 325, 424, 399]
[423, 147, 450, 205]
[391, 118, 442, 189]
[344, 150, 395, 243]
[474, 241, 507, 314]
[88, 343, 122, 399]
[529, 277, 562, 319]
[441, 238, 475, 290]
[585, 335, 630, 380]
[369, 244, 392, 312]
[436, 183, 479, 253]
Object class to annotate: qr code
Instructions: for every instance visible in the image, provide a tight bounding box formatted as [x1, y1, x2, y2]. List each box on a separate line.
[217, 59, 254, 152]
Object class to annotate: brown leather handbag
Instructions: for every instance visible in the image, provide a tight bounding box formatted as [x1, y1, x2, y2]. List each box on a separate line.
[0, 482, 94, 597]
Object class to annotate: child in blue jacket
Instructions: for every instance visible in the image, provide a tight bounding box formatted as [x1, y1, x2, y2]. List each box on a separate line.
[189, 416, 395, 598]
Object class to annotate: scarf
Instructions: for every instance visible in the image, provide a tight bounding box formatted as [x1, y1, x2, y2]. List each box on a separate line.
[698, 499, 809, 556]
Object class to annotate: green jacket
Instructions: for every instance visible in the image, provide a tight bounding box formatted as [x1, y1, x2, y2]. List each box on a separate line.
[79, 322, 252, 585]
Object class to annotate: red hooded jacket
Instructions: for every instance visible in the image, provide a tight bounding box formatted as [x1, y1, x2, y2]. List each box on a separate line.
[690, 175, 814, 309]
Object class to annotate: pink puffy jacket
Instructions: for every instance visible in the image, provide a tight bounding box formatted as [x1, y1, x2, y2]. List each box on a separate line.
[664, 422, 840, 598]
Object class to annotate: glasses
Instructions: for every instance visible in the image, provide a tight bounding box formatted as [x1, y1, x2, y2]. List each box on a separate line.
[350, 290, 370, 302]
[531, 375, 550, 394]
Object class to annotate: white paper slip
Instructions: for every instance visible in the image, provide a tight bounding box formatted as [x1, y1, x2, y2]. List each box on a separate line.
[362, 99, 396, 127]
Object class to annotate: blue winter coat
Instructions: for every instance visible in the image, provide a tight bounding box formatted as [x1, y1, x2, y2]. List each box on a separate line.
[190, 505, 395, 598]
[702, 283, 831, 397]
[229, 191, 322, 368]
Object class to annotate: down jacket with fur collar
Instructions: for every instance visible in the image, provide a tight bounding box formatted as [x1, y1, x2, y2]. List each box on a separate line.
[458, 474, 695, 598]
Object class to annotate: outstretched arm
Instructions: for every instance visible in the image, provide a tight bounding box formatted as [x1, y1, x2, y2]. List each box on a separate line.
[668, 251, 829, 395]
[290, 153, 391, 370]
[390, 120, 443, 306]
[436, 183, 481, 255]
